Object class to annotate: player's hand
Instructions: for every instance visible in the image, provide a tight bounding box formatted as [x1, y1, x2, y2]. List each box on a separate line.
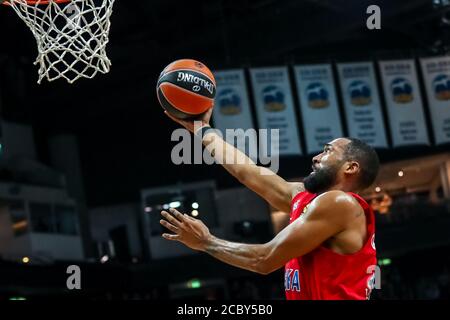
[160, 208, 212, 251]
[164, 107, 213, 133]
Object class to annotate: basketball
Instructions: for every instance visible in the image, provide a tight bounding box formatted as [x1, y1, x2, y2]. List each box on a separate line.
[156, 59, 216, 119]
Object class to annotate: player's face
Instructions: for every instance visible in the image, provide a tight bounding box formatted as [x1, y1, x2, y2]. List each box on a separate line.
[303, 138, 350, 193]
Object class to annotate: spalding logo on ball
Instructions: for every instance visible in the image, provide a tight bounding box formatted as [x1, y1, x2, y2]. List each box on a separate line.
[157, 59, 216, 119]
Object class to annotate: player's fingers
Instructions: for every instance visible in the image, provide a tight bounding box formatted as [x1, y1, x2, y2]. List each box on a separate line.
[164, 111, 184, 124]
[164, 110, 175, 120]
[162, 233, 179, 241]
[185, 214, 197, 222]
[169, 208, 188, 222]
[205, 107, 214, 117]
[160, 219, 179, 233]
[161, 210, 183, 227]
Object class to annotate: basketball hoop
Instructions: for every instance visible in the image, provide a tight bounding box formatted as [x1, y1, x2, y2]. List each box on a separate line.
[2, 0, 116, 84]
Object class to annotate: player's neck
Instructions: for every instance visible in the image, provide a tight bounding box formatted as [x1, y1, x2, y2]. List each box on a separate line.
[321, 181, 356, 194]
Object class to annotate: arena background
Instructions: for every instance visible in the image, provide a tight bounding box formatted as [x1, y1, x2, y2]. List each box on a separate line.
[0, 0, 449, 300]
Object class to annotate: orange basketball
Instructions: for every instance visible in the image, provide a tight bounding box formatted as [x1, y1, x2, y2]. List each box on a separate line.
[156, 59, 216, 119]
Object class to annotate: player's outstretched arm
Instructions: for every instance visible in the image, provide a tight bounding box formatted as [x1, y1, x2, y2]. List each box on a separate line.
[159, 192, 358, 274]
[165, 109, 302, 213]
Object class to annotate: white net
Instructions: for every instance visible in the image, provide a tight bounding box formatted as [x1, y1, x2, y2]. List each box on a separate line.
[7, 0, 116, 84]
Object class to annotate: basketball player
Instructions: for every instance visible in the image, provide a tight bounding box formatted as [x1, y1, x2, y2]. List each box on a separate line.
[160, 108, 380, 300]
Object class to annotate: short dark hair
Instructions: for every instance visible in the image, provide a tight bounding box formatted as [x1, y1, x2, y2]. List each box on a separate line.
[343, 138, 380, 189]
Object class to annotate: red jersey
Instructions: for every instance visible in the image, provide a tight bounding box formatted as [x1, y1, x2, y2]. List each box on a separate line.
[284, 191, 377, 300]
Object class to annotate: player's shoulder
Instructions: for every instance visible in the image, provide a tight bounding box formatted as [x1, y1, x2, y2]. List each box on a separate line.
[317, 190, 357, 201]
[312, 190, 360, 213]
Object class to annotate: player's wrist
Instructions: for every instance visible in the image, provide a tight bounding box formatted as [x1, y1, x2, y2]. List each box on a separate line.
[202, 234, 216, 253]
[194, 122, 213, 139]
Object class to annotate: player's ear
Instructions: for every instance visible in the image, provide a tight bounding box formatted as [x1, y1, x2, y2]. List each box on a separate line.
[345, 161, 360, 175]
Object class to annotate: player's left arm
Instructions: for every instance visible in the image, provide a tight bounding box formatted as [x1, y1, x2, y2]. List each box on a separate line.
[160, 191, 359, 275]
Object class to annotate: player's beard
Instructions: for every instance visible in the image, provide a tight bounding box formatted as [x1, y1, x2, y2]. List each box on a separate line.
[303, 163, 340, 194]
